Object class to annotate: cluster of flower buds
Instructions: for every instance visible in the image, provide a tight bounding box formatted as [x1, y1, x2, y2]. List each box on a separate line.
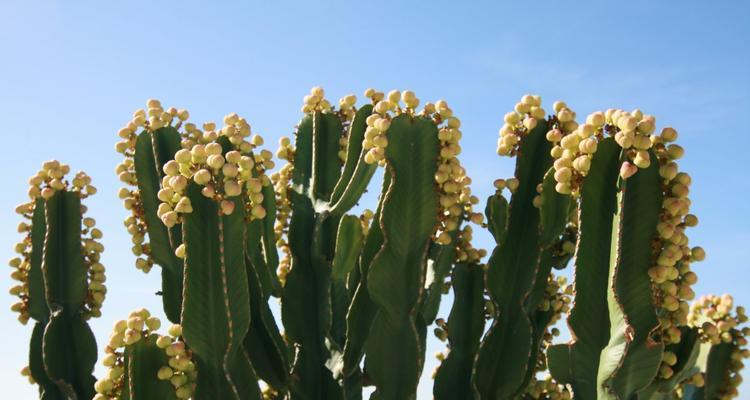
[158, 112, 273, 226]
[523, 375, 572, 400]
[10, 161, 105, 324]
[82, 214, 106, 319]
[116, 100, 275, 268]
[94, 309, 195, 399]
[361, 89, 395, 166]
[452, 225, 487, 263]
[643, 134, 703, 353]
[538, 275, 572, 321]
[154, 323, 195, 399]
[546, 103, 603, 195]
[687, 295, 749, 397]
[496, 94, 546, 157]
[301, 86, 332, 113]
[493, 178, 520, 194]
[336, 93, 358, 162]
[337, 93, 358, 120]
[114, 99, 189, 155]
[271, 137, 295, 284]
[604, 109, 657, 180]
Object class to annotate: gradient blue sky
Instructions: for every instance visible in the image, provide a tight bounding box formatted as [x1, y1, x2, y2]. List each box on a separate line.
[1, 1, 749, 398]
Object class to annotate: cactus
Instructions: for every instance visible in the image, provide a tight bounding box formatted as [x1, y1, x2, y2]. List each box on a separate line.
[8, 89, 750, 400]
[10, 161, 104, 399]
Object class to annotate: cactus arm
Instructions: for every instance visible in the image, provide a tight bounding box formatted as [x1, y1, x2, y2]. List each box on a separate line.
[42, 191, 88, 307]
[330, 215, 364, 348]
[332, 215, 364, 281]
[260, 181, 282, 296]
[244, 254, 290, 393]
[433, 263, 486, 399]
[41, 191, 97, 400]
[597, 150, 664, 399]
[364, 114, 440, 400]
[43, 313, 98, 400]
[29, 322, 63, 399]
[292, 115, 314, 189]
[342, 187, 387, 376]
[247, 219, 275, 299]
[523, 170, 572, 313]
[472, 120, 551, 399]
[311, 112, 344, 201]
[547, 138, 621, 397]
[484, 191, 509, 244]
[180, 185, 260, 399]
[539, 169, 571, 245]
[133, 128, 184, 323]
[419, 239, 458, 327]
[123, 335, 178, 399]
[328, 105, 378, 216]
[27, 198, 49, 321]
[547, 343, 574, 385]
[689, 342, 734, 399]
[639, 326, 701, 398]
[281, 191, 342, 400]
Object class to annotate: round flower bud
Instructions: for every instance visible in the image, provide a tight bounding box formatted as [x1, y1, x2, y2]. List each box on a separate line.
[157, 366, 174, 380]
[224, 181, 241, 197]
[633, 151, 651, 169]
[168, 324, 183, 337]
[691, 247, 706, 262]
[175, 244, 186, 259]
[620, 162, 638, 180]
[156, 335, 172, 348]
[207, 154, 225, 169]
[220, 200, 235, 215]
[660, 127, 678, 142]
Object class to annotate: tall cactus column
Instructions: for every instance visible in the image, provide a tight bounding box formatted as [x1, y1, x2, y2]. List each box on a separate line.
[545, 108, 708, 399]
[472, 96, 573, 400]
[115, 102, 187, 323]
[9, 161, 105, 399]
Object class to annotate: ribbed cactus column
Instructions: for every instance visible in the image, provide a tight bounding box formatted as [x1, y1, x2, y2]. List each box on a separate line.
[472, 96, 573, 399]
[9, 161, 105, 400]
[115, 101, 187, 324]
[545, 108, 709, 399]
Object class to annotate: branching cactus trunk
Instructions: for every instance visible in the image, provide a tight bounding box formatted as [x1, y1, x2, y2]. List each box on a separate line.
[10, 161, 105, 400]
[7, 89, 750, 400]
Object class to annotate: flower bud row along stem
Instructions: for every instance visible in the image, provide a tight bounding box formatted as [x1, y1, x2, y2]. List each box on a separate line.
[9, 160, 105, 323]
[687, 295, 750, 396]
[95, 308, 195, 399]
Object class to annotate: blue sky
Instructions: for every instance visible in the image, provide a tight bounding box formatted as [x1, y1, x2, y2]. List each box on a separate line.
[1, 1, 749, 398]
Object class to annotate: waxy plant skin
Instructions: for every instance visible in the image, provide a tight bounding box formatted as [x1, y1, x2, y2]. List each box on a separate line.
[8, 88, 748, 400]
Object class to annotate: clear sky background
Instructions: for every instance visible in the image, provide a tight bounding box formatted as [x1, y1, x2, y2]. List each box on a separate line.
[1, 1, 749, 398]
